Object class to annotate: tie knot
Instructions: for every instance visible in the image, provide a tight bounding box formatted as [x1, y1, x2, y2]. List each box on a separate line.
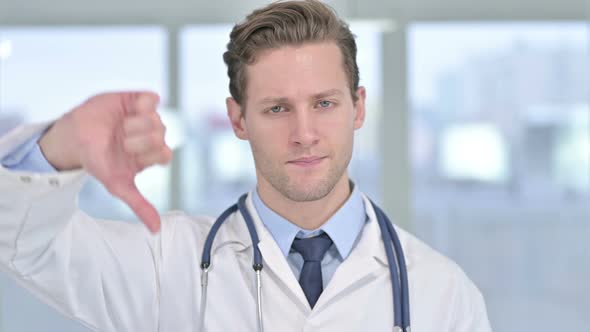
[291, 232, 333, 262]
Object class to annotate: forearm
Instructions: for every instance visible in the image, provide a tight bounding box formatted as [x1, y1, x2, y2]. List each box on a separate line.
[0, 123, 160, 331]
[0, 122, 87, 272]
[0, 166, 159, 331]
[38, 114, 83, 171]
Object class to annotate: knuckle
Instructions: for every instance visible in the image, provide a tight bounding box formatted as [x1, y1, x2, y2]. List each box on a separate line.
[135, 155, 148, 170]
[150, 112, 162, 127]
[155, 148, 172, 165]
[126, 137, 143, 153]
[150, 134, 164, 148]
[136, 161, 148, 172]
[163, 148, 173, 163]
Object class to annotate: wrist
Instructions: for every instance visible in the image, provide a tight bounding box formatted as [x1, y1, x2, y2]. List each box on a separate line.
[38, 117, 83, 171]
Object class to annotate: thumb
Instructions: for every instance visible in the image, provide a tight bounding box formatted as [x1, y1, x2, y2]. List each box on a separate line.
[110, 180, 161, 233]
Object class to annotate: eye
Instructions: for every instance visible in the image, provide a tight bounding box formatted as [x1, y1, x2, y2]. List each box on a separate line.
[317, 100, 333, 108]
[269, 105, 285, 113]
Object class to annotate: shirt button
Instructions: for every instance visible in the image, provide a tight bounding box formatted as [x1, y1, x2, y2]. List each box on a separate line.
[19, 175, 32, 183]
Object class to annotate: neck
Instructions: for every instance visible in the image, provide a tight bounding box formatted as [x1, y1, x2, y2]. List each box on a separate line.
[256, 174, 352, 230]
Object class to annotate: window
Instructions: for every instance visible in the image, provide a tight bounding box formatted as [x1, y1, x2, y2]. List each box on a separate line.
[409, 22, 589, 331]
[0, 26, 170, 220]
[0, 26, 167, 332]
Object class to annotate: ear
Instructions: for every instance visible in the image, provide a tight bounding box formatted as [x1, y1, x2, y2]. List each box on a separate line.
[353, 87, 366, 130]
[226, 97, 248, 140]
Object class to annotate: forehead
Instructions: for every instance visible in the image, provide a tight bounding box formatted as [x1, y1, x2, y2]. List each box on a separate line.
[245, 42, 349, 103]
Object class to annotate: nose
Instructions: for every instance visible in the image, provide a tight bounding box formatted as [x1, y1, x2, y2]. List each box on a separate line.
[290, 108, 319, 148]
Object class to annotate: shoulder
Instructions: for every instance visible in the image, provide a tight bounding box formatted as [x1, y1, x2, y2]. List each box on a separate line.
[395, 227, 491, 331]
[395, 226, 463, 278]
[396, 225, 478, 294]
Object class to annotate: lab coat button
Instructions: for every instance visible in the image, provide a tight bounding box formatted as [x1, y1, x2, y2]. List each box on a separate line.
[49, 178, 60, 187]
[19, 175, 32, 183]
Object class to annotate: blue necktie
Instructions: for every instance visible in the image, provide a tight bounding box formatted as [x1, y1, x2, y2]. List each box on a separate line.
[291, 232, 333, 308]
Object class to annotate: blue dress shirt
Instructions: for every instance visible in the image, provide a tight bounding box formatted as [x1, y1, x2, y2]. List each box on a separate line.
[2, 136, 369, 290]
[252, 186, 367, 289]
[0, 132, 56, 173]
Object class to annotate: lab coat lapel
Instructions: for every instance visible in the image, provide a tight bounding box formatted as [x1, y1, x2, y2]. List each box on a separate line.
[312, 195, 392, 312]
[241, 193, 311, 311]
[225, 192, 402, 315]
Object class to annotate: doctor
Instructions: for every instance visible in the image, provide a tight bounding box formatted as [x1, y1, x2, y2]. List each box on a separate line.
[0, 0, 491, 331]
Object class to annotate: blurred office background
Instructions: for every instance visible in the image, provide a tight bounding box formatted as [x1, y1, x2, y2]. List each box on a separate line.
[0, 0, 588, 331]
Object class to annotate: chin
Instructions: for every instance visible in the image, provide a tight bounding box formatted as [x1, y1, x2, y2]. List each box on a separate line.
[282, 179, 336, 202]
[283, 190, 330, 203]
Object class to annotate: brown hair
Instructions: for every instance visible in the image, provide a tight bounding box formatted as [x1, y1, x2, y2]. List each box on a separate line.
[223, 0, 359, 106]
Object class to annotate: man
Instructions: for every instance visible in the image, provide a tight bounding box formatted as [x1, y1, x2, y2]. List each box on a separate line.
[0, 1, 492, 331]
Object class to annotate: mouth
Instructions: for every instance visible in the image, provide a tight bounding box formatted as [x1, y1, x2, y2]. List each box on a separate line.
[287, 156, 327, 167]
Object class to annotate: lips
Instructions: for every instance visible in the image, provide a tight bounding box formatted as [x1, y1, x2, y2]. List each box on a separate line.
[287, 156, 326, 167]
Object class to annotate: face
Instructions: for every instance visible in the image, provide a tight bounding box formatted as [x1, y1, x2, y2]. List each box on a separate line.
[227, 42, 366, 202]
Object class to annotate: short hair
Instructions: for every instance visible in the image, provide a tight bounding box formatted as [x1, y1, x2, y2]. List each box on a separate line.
[223, 0, 359, 106]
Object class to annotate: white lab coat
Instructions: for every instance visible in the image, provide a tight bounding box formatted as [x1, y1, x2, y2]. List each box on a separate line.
[0, 123, 492, 332]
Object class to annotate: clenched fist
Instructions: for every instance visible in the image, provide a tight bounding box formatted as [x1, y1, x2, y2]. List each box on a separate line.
[39, 92, 171, 233]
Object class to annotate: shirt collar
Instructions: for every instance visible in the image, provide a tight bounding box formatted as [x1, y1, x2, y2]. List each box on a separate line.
[251, 183, 367, 260]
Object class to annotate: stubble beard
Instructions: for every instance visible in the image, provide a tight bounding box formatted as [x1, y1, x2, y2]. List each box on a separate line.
[254, 148, 352, 203]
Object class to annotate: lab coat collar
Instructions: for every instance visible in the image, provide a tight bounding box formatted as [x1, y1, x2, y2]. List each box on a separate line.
[250, 183, 365, 260]
[223, 191, 411, 314]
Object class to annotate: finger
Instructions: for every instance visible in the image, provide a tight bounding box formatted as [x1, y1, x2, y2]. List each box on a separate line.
[136, 146, 173, 167]
[110, 181, 161, 233]
[123, 115, 153, 136]
[123, 133, 164, 155]
[133, 92, 160, 115]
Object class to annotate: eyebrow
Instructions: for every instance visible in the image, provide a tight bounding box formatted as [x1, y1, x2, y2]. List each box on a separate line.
[257, 89, 344, 105]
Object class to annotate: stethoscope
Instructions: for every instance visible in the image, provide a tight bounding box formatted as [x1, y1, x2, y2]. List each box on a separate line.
[199, 193, 411, 332]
